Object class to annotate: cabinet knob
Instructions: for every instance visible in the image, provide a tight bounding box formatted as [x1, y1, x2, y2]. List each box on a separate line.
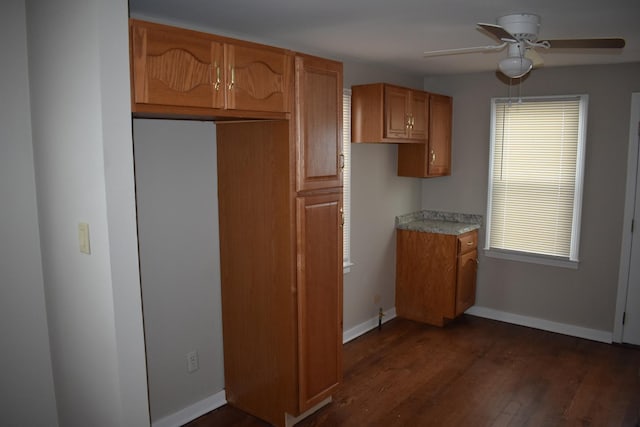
[430, 149, 436, 164]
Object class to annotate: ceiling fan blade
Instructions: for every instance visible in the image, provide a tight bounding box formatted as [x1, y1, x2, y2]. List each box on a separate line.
[540, 38, 626, 49]
[525, 49, 544, 68]
[477, 23, 517, 43]
[423, 43, 506, 57]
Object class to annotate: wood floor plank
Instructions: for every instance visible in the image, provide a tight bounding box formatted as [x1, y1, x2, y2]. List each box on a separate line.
[184, 316, 640, 427]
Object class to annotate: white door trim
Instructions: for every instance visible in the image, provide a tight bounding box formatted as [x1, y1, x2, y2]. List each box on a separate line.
[613, 92, 640, 343]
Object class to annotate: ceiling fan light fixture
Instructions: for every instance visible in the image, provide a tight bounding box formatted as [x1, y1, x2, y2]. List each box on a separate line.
[498, 56, 533, 78]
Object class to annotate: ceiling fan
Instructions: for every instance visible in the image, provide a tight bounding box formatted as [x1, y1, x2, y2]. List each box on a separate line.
[423, 13, 626, 78]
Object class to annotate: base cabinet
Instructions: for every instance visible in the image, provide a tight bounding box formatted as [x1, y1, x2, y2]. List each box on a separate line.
[396, 229, 477, 326]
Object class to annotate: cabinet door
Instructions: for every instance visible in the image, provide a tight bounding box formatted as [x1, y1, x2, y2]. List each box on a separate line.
[455, 249, 477, 316]
[396, 230, 457, 326]
[397, 93, 452, 177]
[427, 94, 452, 176]
[225, 43, 292, 112]
[131, 20, 222, 108]
[409, 91, 429, 141]
[296, 192, 343, 411]
[384, 86, 411, 139]
[295, 55, 343, 192]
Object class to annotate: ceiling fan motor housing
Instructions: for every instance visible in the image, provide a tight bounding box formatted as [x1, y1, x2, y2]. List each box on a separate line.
[497, 13, 540, 42]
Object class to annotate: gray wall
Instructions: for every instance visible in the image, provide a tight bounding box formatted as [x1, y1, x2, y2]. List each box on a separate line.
[422, 63, 640, 332]
[343, 62, 424, 328]
[0, 1, 58, 425]
[25, 0, 149, 425]
[133, 119, 224, 422]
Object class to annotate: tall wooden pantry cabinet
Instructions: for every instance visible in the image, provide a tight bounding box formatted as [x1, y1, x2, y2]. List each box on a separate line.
[216, 54, 343, 426]
[129, 19, 343, 427]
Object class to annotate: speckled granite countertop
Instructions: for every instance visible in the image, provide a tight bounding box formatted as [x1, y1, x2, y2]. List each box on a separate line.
[395, 210, 482, 236]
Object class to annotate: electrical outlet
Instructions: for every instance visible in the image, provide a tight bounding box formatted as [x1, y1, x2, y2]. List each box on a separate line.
[187, 350, 199, 373]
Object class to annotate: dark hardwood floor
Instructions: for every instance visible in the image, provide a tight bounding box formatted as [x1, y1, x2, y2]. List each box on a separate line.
[185, 316, 640, 426]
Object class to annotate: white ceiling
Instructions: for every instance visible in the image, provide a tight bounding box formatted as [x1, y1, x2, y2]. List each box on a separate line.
[129, 0, 640, 76]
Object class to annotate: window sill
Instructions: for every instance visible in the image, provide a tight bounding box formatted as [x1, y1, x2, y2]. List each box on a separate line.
[484, 248, 579, 269]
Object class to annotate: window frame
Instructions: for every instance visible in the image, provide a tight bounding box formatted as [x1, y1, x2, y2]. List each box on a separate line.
[484, 94, 588, 269]
[342, 88, 353, 273]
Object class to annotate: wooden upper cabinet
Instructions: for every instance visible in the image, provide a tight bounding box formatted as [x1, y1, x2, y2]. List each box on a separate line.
[352, 83, 428, 143]
[295, 54, 343, 192]
[427, 94, 452, 175]
[130, 20, 222, 109]
[225, 43, 292, 113]
[397, 93, 452, 177]
[130, 19, 292, 117]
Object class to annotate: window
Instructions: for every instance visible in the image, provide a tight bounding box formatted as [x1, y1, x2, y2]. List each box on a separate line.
[485, 95, 588, 268]
[343, 89, 352, 272]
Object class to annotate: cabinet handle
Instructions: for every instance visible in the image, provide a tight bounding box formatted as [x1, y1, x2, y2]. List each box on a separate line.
[214, 65, 221, 91]
[467, 241, 474, 246]
[339, 153, 345, 169]
[228, 66, 235, 90]
[410, 115, 415, 129]
[405, 114, 411, 129]
[339, 208, 344, 228]
[430, 149, 436, 164]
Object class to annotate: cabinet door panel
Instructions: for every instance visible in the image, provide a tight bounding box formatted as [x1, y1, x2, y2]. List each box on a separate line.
[217, 121, 297, 424]
[296, 55, 343, 192]
[131, 22, 219, 108]
[428, 94, 452, 176]
[296, 192, 343, 411]
[456, 249, 477, 316]
[409, 91, 429, 141]
[396, 230, 457, 326]
[385, 86, 410, 139]
[226, 44, 292, 112]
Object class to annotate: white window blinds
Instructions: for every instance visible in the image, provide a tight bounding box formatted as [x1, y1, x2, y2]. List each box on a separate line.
[342, 89, 352, 267]
[486, 95, 587, 263]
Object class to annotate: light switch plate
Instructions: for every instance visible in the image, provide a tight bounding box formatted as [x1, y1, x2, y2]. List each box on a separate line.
[78, 222, 91, 254]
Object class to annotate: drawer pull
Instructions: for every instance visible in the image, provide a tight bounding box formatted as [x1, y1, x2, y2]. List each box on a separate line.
[467, 241, 474, 246]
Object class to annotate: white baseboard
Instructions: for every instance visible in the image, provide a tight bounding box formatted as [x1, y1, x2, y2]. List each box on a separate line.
[152, 389, 227, 427]
[153, 308, 397, 427]
[343, 307, 397, 344]
[465, 306, 613, 344]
